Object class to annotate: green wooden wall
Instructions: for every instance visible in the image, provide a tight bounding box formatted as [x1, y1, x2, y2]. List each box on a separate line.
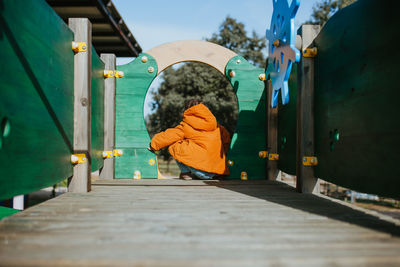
[0, 0, 74, 200]
[226, 56, 267, 179]
[91, 48, 105, 171]
[277, 66, 297, 175]
[115, 54, 158, 178]
[313, 0, 400, 198]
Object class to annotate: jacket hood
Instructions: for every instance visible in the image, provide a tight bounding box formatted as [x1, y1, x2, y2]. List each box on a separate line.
[183, 104, 217, 131]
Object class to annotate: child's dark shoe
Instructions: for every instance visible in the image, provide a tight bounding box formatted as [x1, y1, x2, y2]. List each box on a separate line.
[179, 172, 192, 180]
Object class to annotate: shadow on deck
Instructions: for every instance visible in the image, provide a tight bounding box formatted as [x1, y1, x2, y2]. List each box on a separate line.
[0, 179, 399, 266]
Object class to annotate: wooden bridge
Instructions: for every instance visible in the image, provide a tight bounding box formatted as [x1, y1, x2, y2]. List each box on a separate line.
[1, 179, 400, 266]
[1, 0, 400, 265]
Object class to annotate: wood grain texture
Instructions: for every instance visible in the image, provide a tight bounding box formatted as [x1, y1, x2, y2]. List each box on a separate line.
[296, 25, 320, 194]
[277, 66, 297, 175]
[0, 0, 74, 200]
[0, 180, 399, 266]
[99, 54, 116, 180]
[146, 40, 237, 75]
[69, 18, 92, 193]
[91, 48, 105, 172]
[313, 0, 400, 198]
[266, 80, 279, 180]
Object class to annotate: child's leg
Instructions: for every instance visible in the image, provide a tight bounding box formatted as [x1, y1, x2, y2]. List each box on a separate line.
[190, 169, 215, 180]
[176, 161, 191, 173]
[176, 161, 216, 180]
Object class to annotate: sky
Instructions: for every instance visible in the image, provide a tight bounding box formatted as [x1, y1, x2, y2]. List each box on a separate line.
[112, 0, 321, 114]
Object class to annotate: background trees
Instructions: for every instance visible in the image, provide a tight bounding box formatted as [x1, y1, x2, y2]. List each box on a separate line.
[307, 0, 356, 25]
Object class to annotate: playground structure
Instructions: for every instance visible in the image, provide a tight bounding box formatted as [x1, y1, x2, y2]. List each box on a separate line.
[1, 0, 400, 264]
[1, 0, 399, 213]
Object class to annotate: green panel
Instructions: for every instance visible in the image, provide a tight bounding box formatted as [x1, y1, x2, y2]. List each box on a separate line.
[0, 0, 74, 200]
[91, 48, 105, 171]
[313, 0, 400, 198]
[277, 66, 297, 175]
[115, 148, 158, 178]
[115, 53, 158, 178]
[0, 206, 19, 220]
[226, 56, 267, 179]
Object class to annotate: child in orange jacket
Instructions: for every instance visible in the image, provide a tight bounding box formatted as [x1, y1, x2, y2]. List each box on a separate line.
[149, 100, 231, 180]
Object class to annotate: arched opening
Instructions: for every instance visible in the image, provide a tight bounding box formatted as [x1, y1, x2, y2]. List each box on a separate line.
[115, 40, 266, 179]
[144, 61, 239, 178]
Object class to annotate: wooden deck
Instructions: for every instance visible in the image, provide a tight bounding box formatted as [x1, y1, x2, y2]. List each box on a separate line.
[1, 179, 400, 266]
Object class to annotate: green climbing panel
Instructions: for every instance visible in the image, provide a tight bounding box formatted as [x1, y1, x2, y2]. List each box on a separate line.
[115, 54, 267, 179]
[277, 66, 297, 175]
[91, 48, 105, 171]
[115, 53, 158, 178]
[313, 0, 400, 198]
[226, 56, 267, 179]
[0, 0, 74, 200]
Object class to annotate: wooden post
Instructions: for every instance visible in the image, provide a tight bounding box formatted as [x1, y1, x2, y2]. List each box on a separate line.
[68, 18, 92, 192]
[266, 79, 279, 180]
[296, 25, 320, 193]
[99, 54, 116, 179]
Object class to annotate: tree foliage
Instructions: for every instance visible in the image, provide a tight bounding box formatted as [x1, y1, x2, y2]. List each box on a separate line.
[146, 16, 266, 160]
[307, 0, 356, 25]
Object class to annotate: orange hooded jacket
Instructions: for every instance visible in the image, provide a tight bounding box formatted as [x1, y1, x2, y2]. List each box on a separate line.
[150, 104, 231, 175]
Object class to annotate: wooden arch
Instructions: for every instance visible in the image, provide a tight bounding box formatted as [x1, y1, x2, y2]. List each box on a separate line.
[145, 40, 238, 75]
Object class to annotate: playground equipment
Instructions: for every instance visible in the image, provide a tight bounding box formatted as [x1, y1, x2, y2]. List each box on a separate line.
[115, 41, 266, 179]
[0, 0, 399, 220]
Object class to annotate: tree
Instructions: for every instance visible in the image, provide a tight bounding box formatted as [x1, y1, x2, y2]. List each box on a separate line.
[147, 16, 266, 160]
[307, 0, 356, 25]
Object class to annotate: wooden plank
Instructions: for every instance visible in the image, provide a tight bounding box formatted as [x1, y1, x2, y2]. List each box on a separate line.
[313, 0, 400, 198]
[277, 66, 297, 175]
[146, 40, 237, 75]
[296, 25, 320, 194]
[0, 180, 399, 265]
[99, 54, 116, 180]
[68, 18, 92, 193]
[0, 0, 74, 200]
[266, 80, 279, 180]
[91, 47, 105, 172]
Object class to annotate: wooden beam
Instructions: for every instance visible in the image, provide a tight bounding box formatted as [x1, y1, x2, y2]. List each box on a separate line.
[296, 25, 321, 193]
[99, 54, 116, 180]
[68, 18, 92, 193]
[146, 40, 237, 75]
[267, 79, 279, 180]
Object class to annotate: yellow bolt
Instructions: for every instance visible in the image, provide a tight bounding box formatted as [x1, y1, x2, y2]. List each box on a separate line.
[113, 149, 123, 157]
[114, 71, 124, 78]
[133, 170, 141, 180]
[259, 151, 268, 158]
[229, 71, 235, 77]
[259, 73, 266, 81]
[228, 160, 234, 166]
[141, 56, 148, 63]
[241, 171, 248, 180]
[71, 155, 79, 164]
[148, 67, 154, 73]
[148, 159, 155, 166]
[273, 40, 280, 47]
[103, 70, 114, 78]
